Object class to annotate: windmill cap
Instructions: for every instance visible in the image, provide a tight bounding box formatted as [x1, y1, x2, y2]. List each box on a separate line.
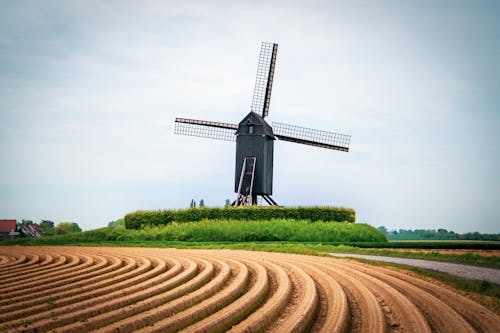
[237, 112, 276, 139]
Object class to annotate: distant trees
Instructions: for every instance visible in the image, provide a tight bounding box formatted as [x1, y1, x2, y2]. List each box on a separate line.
[53, 222, 82, 235]
[40, 220, 55, 234]
[108, 218, 125, 228]
[189, 199, 206, 208]
[377, 226, 499, 241]
[377, 226, 388, 235]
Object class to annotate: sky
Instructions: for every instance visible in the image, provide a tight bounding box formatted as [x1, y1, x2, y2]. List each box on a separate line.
[1, 0, 499, 233]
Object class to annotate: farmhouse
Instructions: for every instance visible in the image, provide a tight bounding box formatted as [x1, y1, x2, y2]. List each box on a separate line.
[0, 219, 18, 240]
[20, 223, 43, 238]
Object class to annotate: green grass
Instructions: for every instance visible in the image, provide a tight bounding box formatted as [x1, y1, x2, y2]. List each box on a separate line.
[9, 219, 386, 244]
[5, 218, 498, 267]
[5, 221, 499, 304]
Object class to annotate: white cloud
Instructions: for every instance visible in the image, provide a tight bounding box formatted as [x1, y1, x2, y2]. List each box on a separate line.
[1, 0, 499, 232]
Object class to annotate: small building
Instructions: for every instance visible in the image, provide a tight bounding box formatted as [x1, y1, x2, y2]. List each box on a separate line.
[21, 223, 43, 238]
[0, 220, 17, 240]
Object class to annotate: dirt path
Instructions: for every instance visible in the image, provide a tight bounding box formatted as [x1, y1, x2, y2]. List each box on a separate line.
[0, 246, 498, 332]
[328, 253, 500, 284]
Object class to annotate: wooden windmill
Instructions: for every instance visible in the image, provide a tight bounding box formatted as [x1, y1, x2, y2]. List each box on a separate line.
[174, 42, 351, 206]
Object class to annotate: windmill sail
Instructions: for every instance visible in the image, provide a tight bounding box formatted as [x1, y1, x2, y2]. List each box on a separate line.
[174, 117, 237, 141]
[272, 122, 350, 152]
[251, 42, 278, 118]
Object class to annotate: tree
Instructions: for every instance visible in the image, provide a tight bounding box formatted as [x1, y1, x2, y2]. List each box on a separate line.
[108, 218, 125, 228]
[225, 199, 231, 207]
[199, 199, 205, 208]
[40, 220, 55, 235]
[190, 199, 196, 208]
[53, 222, 82, 235]
[377, 226, 388, 235]
[21, 219, 33, 226]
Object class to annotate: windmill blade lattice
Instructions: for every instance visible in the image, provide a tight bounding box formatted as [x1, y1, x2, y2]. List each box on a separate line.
[251, 42, 278, 118]
[174, 118, 237, 142]
[273, 122, 351, 152]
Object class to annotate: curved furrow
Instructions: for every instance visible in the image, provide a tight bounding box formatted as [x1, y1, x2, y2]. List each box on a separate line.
[0, 253, 94, 296]
[298, 255, 386, 333]
[0, 256, 10, 266]
[262, 259, 319, 333]
[0, 253, 81, 279]
[354, 260, 500, 332]
[325, 258, 432, 332]
[332, 258, 475, 332]
[0, 254, 27, 272]
[0, 255, 150, 319]
[143, 257, 249, 333]
[21, 257, 195, 332]
[92, 257, 227, 333]
[67, 257, 216, 332]
[0, 256, 180, 332]
[0, 254, 71, 285]
[285, 257, 350, 333]
[0, 254, 116, 300]
[0, 253, 40, 276]
[179, 257, 269, 333]
[227, 258, 293, 332]
[0, 246, 498, 333]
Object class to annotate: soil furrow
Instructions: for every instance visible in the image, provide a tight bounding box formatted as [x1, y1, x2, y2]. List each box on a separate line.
[144, 258, 248, 333]
[227, 258, 292, 332]
[7, 257, 190, 332]
[179, 258, 269, 332]
[0, 255, 149, 320]
[0, 246, 497, 333]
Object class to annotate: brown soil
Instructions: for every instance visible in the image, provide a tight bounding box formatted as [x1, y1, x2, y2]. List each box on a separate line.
[0, 246, 498, 332]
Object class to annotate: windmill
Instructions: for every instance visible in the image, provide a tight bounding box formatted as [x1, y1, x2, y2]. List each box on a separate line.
[174, 42, 351, 206]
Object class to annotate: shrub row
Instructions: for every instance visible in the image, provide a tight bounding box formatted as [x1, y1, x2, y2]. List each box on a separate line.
[21, 220, 381, 243]
[124, 206, 356, 229]
[151, 220, 383, 242]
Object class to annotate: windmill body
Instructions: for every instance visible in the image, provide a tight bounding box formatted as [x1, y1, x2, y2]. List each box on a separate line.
[174, 42, 351, 206]
[235, 112, 275, 197]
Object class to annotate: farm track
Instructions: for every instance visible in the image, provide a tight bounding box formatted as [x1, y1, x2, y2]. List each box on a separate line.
[0, 246, 498, 332]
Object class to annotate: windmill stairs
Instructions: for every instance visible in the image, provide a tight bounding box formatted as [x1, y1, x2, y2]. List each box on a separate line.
[233, 156, 278, 206]
[235, 157, 256, 206]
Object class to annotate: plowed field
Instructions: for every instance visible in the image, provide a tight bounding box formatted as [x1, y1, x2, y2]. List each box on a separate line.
[0, 246, 498, 332]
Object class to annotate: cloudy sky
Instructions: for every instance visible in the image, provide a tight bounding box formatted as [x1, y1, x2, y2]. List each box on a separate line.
[1, 0, 499, 233]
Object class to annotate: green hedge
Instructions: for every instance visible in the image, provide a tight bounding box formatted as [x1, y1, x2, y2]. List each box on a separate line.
[18, 220, 380, 243]
[125, 206, 355, 229]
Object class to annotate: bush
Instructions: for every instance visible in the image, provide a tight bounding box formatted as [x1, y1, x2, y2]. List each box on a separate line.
[26, 220, 381, 243]
[124, 206, 355, 229]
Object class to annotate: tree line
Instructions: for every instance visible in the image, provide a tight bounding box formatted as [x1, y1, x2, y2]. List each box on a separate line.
[18, 219, 82, 237]
[377, 226, 499, 241]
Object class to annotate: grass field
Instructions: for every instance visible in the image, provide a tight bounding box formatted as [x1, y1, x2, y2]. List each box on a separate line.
[8, 227, 499, 268]
[4, 219, 499, 300]
[11, 219, 386, 244]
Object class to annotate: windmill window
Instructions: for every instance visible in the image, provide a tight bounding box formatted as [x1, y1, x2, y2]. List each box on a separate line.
[248, 125, 254, 134]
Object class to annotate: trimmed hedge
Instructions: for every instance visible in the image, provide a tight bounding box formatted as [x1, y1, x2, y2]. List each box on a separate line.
[124, 206, 356, 229]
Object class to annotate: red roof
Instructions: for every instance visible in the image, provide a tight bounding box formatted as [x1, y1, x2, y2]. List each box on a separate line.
[0, 220, 17, 233]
